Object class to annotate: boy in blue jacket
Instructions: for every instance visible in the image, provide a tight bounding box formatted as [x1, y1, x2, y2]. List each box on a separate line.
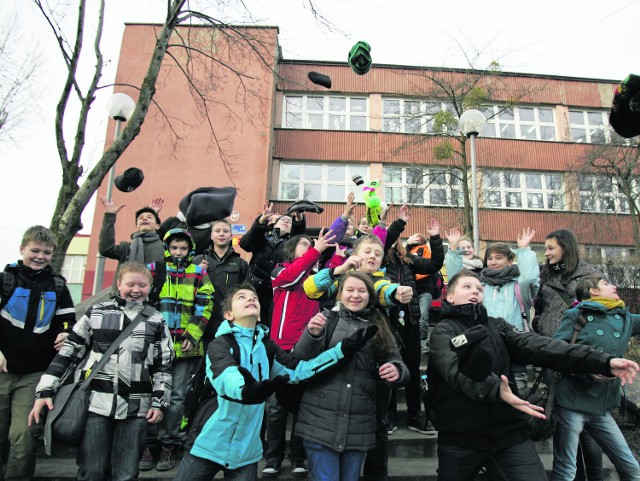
[173, 284, 377, 481]
[551, 275, 640, 481]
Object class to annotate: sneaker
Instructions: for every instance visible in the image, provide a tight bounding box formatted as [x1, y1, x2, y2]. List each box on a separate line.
[262, 464, 280, 478]
[292, 462, 308, 478]
[156, 445, 176, 471]
[407, 413, 431, 435]
[424, 420, 438, 436]
[386, 423, 398, 435]
[139, 447, 154, 472]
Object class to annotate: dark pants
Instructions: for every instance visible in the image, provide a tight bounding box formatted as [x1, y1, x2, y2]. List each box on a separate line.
[436, 439, 547, 481]
[174, 453, 257, 481]
[77, 413, 147, 481]
[573, 431, 604, 481]
[389, 323, 422, 418]
[264, 393, 306, 466]
[362, 382, 391, 481]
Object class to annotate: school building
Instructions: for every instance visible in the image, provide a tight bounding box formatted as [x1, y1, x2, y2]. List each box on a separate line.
[81, 23, 634, 298]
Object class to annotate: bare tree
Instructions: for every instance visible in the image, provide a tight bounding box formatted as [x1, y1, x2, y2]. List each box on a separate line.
[33, 0, 290, 271]
[0, 14, 39, 141]
[387, 57, 544, 236]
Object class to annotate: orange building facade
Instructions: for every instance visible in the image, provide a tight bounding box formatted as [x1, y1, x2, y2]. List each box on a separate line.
[82, 23, 633, 298]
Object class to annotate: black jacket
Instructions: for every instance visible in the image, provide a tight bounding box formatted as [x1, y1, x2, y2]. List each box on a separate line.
[430, 301, 614, 450]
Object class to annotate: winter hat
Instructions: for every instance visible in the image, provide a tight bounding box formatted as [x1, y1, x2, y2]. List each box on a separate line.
[285, 199, 324, 216]
[348, 41, 372, 75]
[178, 187, 237, 227]
[114, 167, 144, 192]
[308, 71, 332, 89]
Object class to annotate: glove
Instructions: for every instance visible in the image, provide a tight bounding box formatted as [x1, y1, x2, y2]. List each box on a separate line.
[238, 366, 290, 404]
[341, 325, 378, 358]
[449, 325, 492, 382]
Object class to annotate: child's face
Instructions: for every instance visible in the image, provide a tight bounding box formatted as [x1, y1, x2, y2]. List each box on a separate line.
[339, 277, 370, 312]
[356, 241, 383, 274]
[592, 279, 619, 301]
[168, 239, 190, 259]
[211, 222, 232, 248]
[20, 242, 54, 271]
[294, 237, 312, 259]
[486, 251, 513, 270]
[136, 212, 159, 232]
[544, 237, 564, 265]
[225, 289, 260, 322]
[345, 219, 355, 237]
[274, 215, 293, 235]
[117, 272, 151, 302]
[358, 217, 372, 234]
[447, 276, 484, 305]
[458, 240, 475, 258]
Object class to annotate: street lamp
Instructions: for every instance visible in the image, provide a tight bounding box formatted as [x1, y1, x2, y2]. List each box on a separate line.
[459, 109, 486, 254]
[92, 93, 136, 295]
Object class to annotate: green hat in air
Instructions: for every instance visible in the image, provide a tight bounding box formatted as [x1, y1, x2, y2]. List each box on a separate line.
[348, 41, 372, 75]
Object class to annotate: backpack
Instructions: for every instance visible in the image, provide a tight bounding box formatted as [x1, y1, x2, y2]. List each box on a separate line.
[431, 270, 444, 300]
[0, 270, 66, 312]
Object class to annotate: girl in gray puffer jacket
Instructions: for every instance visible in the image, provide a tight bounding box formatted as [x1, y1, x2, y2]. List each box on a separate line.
[293, 271, 409, 481]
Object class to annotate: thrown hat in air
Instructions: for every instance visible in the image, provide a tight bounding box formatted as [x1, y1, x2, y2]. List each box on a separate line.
[179, 186, 237, 227]
[285, 199, 324, 216]
[114, 167, 144, 193]
[348, 41, 372, 75]
[308, 71, 332, 89]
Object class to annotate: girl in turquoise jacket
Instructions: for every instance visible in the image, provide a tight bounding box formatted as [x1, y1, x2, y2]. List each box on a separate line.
[551, 275, 640, 481]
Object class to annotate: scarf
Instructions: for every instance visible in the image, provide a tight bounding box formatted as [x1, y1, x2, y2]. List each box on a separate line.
[462, 257, 484, 271]
[550, 261, 566, 272]
[129, 231, 161, 263]
[590, 297, 626, 310]
[479, 265, 521, 287]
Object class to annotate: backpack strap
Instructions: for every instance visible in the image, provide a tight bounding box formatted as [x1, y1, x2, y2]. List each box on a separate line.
[513, 282, 530, 332]
[570, 311, 588, 344]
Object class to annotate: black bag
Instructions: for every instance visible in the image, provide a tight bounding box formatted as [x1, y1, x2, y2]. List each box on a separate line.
[524, 369, 559, 441]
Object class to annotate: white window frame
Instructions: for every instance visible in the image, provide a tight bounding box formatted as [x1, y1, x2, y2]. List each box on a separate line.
[482, 106, 556, 141]
[578, 174, 630, 214]
[568, 110, 617, 144]
[382, 98, 455, 134]
[283, 94, 368, 131]
[278, 162, 369, 202]
[61, 254, 86, 284]
[383, 166, 463, 206]
[482, 170, 564, 210]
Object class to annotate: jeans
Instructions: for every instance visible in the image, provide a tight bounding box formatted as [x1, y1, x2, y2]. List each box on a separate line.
[418, 292, 433, 341]
[264, 393, 306, 466]
[436, 439, 547, 481]
[173, 453, 257, 481]
[77, 413, 147, 481]
[304, 440, 367, 481]
[0, 371, 41, 481]
[551, 406, 640, 481]
[160, 356, 199, 447]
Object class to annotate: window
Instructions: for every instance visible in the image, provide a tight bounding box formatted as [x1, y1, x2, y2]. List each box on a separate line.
[481, 106, 556, 141]
[284, 95, 367, 131]
[382, 98, 455, 134]
[279, 162, 369, 202]
[578, 175, 630, 213]
[61, 255, 86, 284]
[483, 170, 563, 210]
[569, 110, 616, 144]
[383, 166, 463, 206]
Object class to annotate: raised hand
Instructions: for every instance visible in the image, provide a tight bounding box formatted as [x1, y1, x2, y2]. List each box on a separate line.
[379, 203, 394, 223]
[99, 195, 125, 215]
[399, 204, 410, 222]
[259, 202, 274, 225]
[426, 218, 440, 237]
[307, 312, 327, 336]
[343, 192, 356, 219]
[516, 227, 536, 248]
[394, 286, 413, 304]
[150, 197, 164, 214]
[314, 229, 336, 253]
[443, 228, 462, 250]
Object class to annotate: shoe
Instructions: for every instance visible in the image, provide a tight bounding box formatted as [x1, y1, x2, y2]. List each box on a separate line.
[156, 445, 176, 471]
[407, 413, 432, 435]
[292, 462, 308, 478]
[139, 447, 154, 471]
[262, 464, 280, 478]
[424, 420, 437, 436]
[386, 423, 398, 435]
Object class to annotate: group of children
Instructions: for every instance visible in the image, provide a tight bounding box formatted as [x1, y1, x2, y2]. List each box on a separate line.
[1, 192, 640, 481]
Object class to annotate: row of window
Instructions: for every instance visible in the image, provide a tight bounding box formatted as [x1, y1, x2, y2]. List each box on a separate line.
[278, 162, 632, 214]
[283, 94, 620, 144]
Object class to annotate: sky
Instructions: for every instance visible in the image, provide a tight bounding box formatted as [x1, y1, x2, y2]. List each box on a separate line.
[0, 0, 639, 266]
